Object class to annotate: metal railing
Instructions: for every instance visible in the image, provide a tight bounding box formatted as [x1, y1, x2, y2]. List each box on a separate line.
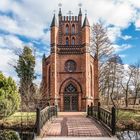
[36, 105, 57, 135]
[87, 102, 116, 135]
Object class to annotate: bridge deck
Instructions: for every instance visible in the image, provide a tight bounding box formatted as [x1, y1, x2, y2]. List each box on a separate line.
[36, 137, 118, 140]
[39, 112, 115, 138]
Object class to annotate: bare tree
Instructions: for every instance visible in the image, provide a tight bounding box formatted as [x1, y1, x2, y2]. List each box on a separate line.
[90, 23, 113, 61]
[107, 55, 123, 107]
[90, 23, 114, 103]
[121, 65, 134, 108]
[100, 55, 123, 108]
[39, 81, 51, 108]
[131, 61, 140, 106]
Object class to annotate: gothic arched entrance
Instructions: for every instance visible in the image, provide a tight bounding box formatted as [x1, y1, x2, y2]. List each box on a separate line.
[59, 78, 82, 111]
[64, 83, 78, 111]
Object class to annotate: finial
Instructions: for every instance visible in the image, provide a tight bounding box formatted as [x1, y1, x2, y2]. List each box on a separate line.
[78, 3, 82, 16]
[78, 3, 82, 8]
[58, 3, 62, 8]
[85, 10, 87, 16]
[53, 10, 56, 15]
[58, 3, 62, 16]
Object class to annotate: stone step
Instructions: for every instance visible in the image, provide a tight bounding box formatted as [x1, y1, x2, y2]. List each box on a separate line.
[36, 136, 118, 140]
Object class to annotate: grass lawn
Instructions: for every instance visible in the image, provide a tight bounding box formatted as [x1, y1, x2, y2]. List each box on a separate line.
[0, 112, 36, 129]
[116, 110, 140, 131]
[117, 110, 140, 121]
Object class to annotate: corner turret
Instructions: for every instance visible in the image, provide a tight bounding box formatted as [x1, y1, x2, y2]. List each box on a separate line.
[50, 14, 58, 49]
[51, 14, 57, 27]
[82, 14, 90, 45]
[83, 14, 90, 27]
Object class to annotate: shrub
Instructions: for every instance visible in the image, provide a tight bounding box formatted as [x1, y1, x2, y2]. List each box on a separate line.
[0, 72, 21, 119]
[0, 130, 20, 140]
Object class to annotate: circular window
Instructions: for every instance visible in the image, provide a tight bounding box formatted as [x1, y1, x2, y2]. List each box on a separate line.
[65, 60, 76, 72]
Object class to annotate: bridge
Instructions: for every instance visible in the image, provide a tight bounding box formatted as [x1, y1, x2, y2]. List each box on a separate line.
[35, 103, 118, 139]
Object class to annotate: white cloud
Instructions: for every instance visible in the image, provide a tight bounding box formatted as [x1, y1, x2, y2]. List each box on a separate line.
[0, 35, 24, 49]
[135, 19, 140, 30]
[113, 44, 132, 52]
[107, 26, 121, 42]
[0, 15, 19, 33]
[119, 54, 126, 58]
[0, 48, 18, 82]
[108, 2, 136, 28]
[0, 0, 139, 39]
[0, 0, 140, 85]
[0, 15, 45, 38]
[0, 0, 12, 12]
[121, 35, 132, 40]
[123, 64, 129, 70]
[107, 27, 132, 42]
[128, 0, 140, 9]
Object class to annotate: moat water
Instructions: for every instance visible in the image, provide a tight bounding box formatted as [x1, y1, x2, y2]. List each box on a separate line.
[1, 130, 140, 140]
[117, 131, 140, 140]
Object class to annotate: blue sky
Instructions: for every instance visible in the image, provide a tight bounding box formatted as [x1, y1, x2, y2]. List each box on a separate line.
[0, 0, 140, 84]
[116, 23, 140, 64]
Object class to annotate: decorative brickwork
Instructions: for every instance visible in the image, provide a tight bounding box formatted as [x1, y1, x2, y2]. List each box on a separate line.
[42, 8, 98, 111]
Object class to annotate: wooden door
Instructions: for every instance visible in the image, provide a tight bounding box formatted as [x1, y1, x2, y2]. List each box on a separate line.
[64, 94, 78, 111]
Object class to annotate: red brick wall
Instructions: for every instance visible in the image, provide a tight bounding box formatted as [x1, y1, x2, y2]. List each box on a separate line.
[42, 13, 98, 111]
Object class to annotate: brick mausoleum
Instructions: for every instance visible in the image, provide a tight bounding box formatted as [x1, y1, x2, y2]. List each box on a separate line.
[42, 8, 99, 111]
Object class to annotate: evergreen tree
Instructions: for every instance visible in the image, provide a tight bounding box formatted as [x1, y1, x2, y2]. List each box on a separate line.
[14, 46, 36, 111]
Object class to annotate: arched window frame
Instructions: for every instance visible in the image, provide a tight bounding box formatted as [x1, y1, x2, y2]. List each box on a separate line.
[66, 37, 69, 45]
[72, 37, 75, 45]
[66, 24, 69, 35]
[72, 24, 75, 34]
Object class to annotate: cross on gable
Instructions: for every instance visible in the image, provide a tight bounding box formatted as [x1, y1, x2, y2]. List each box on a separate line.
[58, 3, 62, 8]
[78, 3, 82, 8]
[85, 10, 87, 16]
[53, 10, 56, 14]
[67, 11, 73, 16]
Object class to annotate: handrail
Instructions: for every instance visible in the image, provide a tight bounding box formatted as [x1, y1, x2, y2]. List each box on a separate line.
[36, 105, 57, 136]
[87, 102, 116, 135]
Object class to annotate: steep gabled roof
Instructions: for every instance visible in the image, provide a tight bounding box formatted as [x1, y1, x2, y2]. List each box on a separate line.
[51, 14, 57, 27]
[83, 15, 90, 27]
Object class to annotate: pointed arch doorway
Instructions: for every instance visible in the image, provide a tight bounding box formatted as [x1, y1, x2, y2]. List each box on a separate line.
[64, 83, 78, 111]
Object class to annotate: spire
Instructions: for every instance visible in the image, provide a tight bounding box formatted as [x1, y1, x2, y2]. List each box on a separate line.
[51, 14, 57, 27]
[83, 14, 90, 27]
[58, 8, 62, 16]
[78, 8, 82, 16]
[78, 3, 82, 16]
[42, 53, 46, 62]
[58, 3, 62, 17]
